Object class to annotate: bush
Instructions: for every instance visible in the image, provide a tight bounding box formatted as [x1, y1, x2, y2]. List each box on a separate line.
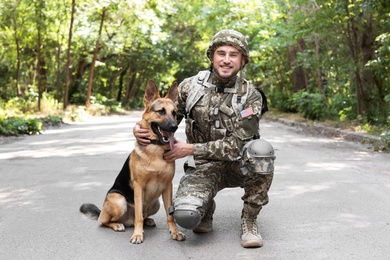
[0, 117, 42, 136]
[291, 90, 327, 121]
[380, 130, 390, 152]
[268, 90, 297, 113]
[0, 115, 64, 136]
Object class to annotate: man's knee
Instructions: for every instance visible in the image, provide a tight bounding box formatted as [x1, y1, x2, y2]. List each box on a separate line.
[173, 196, 203, 229]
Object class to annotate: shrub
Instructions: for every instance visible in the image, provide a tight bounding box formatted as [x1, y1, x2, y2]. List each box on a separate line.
[0, 117, 42, 136]
[291, 90, 327, 121]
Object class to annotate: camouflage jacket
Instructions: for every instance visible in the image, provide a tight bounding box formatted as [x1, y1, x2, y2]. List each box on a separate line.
[176, 70, 264, 162]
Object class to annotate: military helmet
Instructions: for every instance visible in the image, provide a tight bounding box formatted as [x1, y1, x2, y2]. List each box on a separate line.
[246, 139, 275, 158]
[206, 29, 250, 65]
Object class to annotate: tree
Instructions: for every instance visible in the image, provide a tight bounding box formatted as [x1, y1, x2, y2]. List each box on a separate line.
[85, 7, 106, 107]
[34, 0, 47, 111]
[0, 0, 389, 126]
[64, 0, 76, 109]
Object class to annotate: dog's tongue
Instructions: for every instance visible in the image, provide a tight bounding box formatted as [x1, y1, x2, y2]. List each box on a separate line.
[162, 131, 175, 150]
[167, 132, 175, 150]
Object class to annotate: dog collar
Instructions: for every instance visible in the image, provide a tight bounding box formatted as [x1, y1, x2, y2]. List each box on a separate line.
[147, 138, 168, 145]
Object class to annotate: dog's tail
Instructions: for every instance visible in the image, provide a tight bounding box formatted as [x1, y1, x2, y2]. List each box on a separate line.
[79, 203, 101, 220]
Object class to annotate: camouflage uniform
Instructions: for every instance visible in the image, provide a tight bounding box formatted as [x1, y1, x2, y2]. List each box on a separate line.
[174, 72, 274, 216]
[173, 29, 275, 248]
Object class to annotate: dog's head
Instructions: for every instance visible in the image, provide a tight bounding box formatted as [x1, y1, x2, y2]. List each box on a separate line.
[141, 80, 178, 150]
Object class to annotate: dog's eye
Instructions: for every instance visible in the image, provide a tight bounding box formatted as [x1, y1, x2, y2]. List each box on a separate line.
[157, 109, 166, 116]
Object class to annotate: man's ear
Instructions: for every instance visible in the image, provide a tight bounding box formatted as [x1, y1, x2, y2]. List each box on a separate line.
[241, 58, 246, 68]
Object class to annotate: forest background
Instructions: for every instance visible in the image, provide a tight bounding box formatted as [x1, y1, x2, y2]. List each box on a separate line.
[0, 0, 389, 149]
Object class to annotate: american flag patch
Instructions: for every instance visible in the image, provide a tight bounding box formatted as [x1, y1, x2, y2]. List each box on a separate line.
[241, 107, 254, 118]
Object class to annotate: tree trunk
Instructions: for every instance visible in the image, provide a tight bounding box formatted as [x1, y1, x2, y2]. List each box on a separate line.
[64, 0, 76, 109]
[35, 0, 46, 111]
[117, 65, 128, 102]
[123, 65, 132, 104]
[86, 8, 106, 107]
[55, 28, 62, 101]
[313, 34, 323, 93]
[360, 12, 374, 120]
[345, 0, 372, 117]
[12, 16, 21, 96]
[288, 38, 308, 92]
[109, 57, 124, 99]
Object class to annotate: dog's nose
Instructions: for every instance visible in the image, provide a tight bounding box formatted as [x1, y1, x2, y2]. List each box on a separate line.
[169, 124, 178, 132]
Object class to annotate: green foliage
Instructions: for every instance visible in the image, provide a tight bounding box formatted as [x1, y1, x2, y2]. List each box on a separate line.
[41, 115, 63, 126]
[0, 114, 64, 136]
[291, 90, 327, 121]
[380, 130, 390, 152]
[0, 117, 43, 136]
[329, 93, 357, 121]
[0, 0, 389, 134]
[269, 89, 297, 113]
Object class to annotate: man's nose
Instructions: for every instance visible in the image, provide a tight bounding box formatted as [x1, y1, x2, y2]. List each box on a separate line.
[223, 54, 231, 63]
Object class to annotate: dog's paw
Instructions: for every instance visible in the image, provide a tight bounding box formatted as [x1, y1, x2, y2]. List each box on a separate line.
[144, 218, 156, 227]
[107, 222, 125, 232]
[171, 230, 186, 241]
[112, 223, 125, 232]
[130, 233, 144, 244]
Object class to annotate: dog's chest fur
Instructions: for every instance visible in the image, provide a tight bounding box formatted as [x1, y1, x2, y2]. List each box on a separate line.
[130, 145, 175, 204]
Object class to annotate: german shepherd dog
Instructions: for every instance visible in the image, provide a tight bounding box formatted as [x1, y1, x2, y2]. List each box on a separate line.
[80, 80, 185, 244]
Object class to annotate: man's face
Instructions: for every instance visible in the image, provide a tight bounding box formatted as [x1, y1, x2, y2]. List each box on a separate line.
[212, 45, 245, 80]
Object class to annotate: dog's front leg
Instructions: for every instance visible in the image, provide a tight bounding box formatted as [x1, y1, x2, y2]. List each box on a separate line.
[162, 184, 186, 241]
[130, 181, 144, 244]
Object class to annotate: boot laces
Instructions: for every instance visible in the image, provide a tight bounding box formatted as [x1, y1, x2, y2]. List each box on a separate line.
[242, 208, 258, 235]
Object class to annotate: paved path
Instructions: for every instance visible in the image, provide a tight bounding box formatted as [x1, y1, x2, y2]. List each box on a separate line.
[1, 112, 389, 259]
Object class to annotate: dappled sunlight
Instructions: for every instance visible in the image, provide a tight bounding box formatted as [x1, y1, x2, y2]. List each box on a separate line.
[294, 212, 372, 232]
[273, 161, 350, 173]
[0, 188, 36, 209]
[74, 181, 105, 191]
[43, 120, 134, 135]
[271, 183, 332, 199]
[265, 133, 339, 144]
[52, 180, 105, 191]
[0, 140, 136, 159]
[338, 213, 372, 229]
[0, 117, 186, 160]
[305, 162, 349, 171]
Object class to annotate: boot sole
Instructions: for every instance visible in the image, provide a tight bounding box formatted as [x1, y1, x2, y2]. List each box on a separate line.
[240, 240, 263, 248]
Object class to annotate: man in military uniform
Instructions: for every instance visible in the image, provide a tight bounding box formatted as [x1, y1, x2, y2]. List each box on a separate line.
[134, 29, 275, 248]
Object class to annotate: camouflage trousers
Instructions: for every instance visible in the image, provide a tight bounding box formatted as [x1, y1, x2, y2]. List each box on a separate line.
[174, 159, 274, 217]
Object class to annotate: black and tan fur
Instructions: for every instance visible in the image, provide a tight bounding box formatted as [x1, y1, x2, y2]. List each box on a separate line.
[80, 80, 185, 244]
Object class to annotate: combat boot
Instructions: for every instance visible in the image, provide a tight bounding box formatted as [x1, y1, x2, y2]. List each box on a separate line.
[193, 200, 215, 233]
[240, 203, 263, 248]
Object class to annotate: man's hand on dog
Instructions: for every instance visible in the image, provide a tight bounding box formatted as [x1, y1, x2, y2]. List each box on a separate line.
[163, 140, 194, 162]
[134, 122, 194, 162]
[133, 122, 151, 146]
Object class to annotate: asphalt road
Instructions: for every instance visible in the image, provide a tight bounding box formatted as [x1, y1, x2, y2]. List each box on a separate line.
[1, 112, 390, 260]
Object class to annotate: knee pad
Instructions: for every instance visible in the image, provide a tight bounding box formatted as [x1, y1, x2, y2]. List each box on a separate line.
[240, 139, 275, 175]
[173, 196, 203, 229]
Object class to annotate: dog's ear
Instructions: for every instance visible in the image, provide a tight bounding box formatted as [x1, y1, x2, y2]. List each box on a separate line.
[165, 82, 178, 103]
[144, 80, 160, 104]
